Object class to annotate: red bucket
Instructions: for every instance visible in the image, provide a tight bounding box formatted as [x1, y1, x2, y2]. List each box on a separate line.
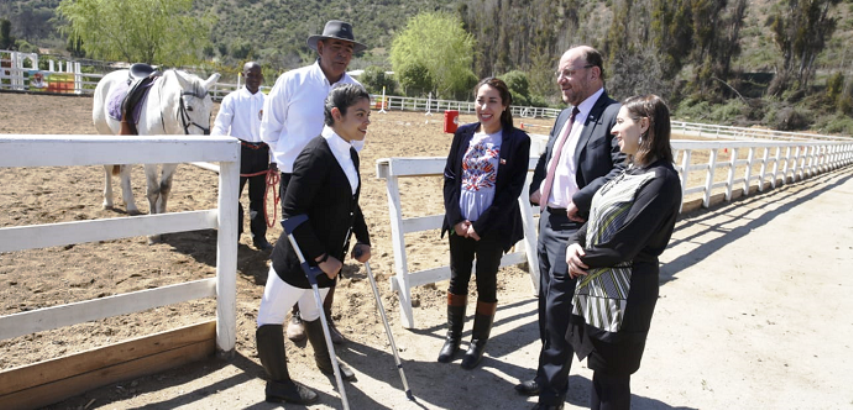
[444, 110, 459, 134]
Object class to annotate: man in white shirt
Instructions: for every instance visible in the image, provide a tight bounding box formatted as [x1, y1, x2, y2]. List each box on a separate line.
[212, 61, 273, 250]
[260, 20, 368, 344]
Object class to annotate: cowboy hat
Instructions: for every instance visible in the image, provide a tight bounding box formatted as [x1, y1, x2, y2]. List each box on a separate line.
[307, 20, 368, 54]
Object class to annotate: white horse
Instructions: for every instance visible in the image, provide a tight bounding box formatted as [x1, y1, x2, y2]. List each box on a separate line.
[93, 69, 220, 242]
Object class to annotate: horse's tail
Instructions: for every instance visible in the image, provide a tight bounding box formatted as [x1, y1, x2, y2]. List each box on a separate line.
[111, 165, 120, 176]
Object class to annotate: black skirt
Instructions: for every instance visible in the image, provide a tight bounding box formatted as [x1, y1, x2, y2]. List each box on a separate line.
[565, 263, 660, 375]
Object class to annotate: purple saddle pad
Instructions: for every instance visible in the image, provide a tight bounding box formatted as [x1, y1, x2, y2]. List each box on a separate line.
[107, 80, 154, 124]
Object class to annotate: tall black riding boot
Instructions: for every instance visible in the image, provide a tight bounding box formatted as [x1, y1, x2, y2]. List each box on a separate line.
[437, 292, 467, 363]
[304, 318, 357, 381]
[255, 325, 318, 404]
[460, 300, 497, 370]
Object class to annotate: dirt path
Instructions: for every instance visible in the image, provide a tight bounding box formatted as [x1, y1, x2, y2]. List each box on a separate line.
[2, 93, 852, 409]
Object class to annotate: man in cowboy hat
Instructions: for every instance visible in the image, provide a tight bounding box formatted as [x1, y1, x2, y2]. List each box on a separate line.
[260, 20, 367, 352]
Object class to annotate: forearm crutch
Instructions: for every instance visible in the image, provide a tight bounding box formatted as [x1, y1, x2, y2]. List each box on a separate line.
[282, 214, 350, 410]
[355, 248, 415, 401]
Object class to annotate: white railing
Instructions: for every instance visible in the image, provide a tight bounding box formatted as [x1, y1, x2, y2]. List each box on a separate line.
[672, 139, 853, 209]
[671, 121, 850, 142]
[371, 94, 561, 118]
[375, 157, 541, 329]
[0, 135, 241, 354]
[377, 138, 853, 328]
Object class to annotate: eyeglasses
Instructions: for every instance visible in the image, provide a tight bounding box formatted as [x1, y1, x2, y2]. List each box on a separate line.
[555, 65, 593, 80]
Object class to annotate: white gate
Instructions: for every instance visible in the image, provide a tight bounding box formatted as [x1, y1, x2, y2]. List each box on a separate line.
[377, 138, 853, 329]
[375, 157, 541, 329]
[0, 134, 241, 353]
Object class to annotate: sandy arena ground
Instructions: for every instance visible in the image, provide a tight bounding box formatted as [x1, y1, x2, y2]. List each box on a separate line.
[1, 92, 851, 409]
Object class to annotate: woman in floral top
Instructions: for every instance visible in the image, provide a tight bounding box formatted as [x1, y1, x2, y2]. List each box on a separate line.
[439, 77, 531, 369]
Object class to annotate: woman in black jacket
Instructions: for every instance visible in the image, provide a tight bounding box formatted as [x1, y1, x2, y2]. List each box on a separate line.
[565, 94, 682, 410]
[438, 77, 531, 369]
[255, 84, 372, 405]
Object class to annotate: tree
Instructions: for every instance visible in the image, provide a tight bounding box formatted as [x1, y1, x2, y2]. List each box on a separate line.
[359, 65, 397, 95]
[56, 0, 212, 66]
[390, 12, 476, 99]
[768, 0, 841, 95]
[1, 19, 15, 50]
[499, 70, 532, 107]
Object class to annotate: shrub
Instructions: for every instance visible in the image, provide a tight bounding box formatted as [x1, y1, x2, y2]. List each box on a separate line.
[815, 113, 853, 136]
[767, 106, 812, 131]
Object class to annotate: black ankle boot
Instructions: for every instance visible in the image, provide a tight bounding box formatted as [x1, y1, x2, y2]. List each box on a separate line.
[255, 325, 318, 404]
[438, 292, 467, 363]
[304, 318, 356, 381]
[461, 301, 497, 370]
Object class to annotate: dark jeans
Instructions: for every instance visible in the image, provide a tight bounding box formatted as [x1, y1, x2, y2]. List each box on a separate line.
[535, 207, 582, 405]
[238, 144, 270, 240]
[448, 232, 503, 303]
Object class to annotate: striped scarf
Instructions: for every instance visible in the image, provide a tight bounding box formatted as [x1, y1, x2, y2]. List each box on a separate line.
[572, 169, 656, 332]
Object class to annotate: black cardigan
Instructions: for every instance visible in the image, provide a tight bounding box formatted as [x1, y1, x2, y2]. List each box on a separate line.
[271, 135, 371, 289]
[442, 122, 531, 251]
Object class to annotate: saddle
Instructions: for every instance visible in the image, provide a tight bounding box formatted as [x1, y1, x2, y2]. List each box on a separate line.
[119, 63, 161, 136]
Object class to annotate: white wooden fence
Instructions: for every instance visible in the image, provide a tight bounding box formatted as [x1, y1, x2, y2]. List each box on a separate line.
[0, 134, 241, 354]
[372, 94, 562, 118]
[377, 138, 853, 329]
[671, 121, 850, 142]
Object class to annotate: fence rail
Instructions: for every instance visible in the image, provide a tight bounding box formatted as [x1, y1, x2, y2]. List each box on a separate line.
[377, 138, 853, 328]
[0, 135, 241, 353]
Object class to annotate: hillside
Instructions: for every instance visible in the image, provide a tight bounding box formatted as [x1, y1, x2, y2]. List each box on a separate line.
[0, 0, 456, 70]
[3, 0, 852, 72]
[3, 0, 853, 135]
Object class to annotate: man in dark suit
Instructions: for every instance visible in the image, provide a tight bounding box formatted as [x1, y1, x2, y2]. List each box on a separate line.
[516, 46, 627, 410]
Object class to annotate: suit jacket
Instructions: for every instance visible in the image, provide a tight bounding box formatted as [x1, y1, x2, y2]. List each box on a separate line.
[530, 91, 627, 217]
[272, 135, 370, 289]
[442, 122, 531, 251]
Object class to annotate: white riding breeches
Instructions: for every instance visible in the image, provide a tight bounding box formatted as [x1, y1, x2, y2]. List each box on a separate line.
[257, 266, 329, 327]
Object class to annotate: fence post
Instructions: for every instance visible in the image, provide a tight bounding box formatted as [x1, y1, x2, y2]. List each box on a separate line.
[758, 147, 770, 192]
[725, 148, 737, 201]
[382, 171, 415, 329]
[703, 149, 718, 208]
[679, 150, 692, 213]
[215, 157, 240, 356]
[518, 174, 540, 294]
[744, 147, 756, 195]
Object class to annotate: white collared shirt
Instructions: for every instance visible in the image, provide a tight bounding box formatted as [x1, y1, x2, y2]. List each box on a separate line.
[321, 125, 359, 195]
[543, 87, 605, 209]
[211, 87, 265, 143]
[260, 60, 362, 173]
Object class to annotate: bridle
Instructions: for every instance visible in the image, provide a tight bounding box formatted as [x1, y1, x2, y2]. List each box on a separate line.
[178, 89, 211, 135]
[157, 71, 211, 135]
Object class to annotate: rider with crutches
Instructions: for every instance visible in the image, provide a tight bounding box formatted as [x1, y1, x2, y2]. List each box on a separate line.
[255, 84, 372, 405]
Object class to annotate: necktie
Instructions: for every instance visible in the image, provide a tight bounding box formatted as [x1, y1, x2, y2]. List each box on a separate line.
[540, 107, 580, 211]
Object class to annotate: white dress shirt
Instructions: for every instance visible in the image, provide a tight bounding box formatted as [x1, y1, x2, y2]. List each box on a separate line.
[260, 60, 362, 173]
[543, 87, 605, 209]
[211, 87, 265, 143]
[321, 126, 359, 195]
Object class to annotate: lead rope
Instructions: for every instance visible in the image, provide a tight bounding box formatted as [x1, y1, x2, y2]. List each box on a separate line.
[240, 168, 280, 228]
